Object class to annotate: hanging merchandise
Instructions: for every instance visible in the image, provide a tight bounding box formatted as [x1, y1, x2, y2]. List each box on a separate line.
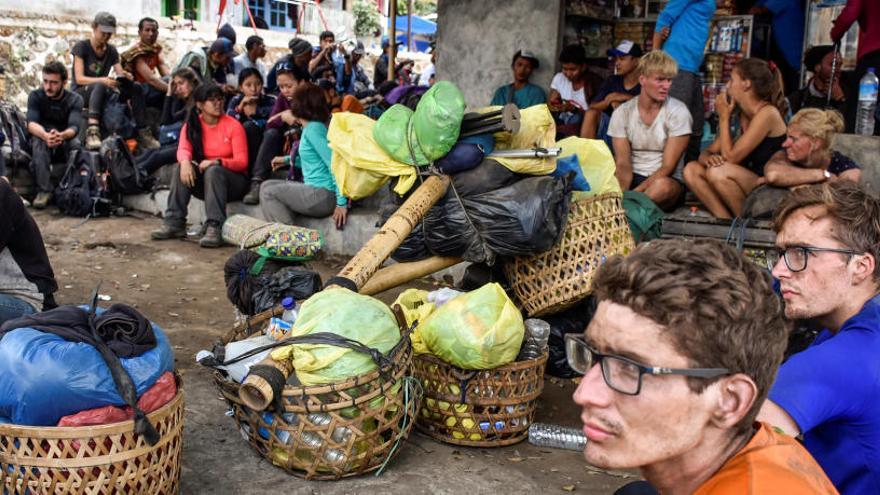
[418, 283, 524, 370]
[270, 288, 401, 386]
[328, 113, 418, 200]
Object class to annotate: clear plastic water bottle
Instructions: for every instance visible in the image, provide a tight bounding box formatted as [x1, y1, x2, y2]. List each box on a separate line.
[856, 68, 878, 136]
[281, 297, 298, 324]
[528, 423, 587, 451]
[517, 319, 551, 361]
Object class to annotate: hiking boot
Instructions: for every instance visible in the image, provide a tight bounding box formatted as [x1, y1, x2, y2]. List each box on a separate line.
[199, 222, 223, 248]
[32, 191, 52, 209]
[85, 125, 102, 150]
[150, 223, 187, 240]
[136, 127, 160, 151]
[242, 181, 261, 205]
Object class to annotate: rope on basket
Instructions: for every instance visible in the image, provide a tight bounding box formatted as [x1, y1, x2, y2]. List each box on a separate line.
[375, 375, 423, 476]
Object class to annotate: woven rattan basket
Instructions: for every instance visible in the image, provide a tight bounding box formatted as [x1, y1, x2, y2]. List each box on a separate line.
[0, 382, 184, 495]
[214, 309, 420, 480]
[412, 352, 547, 447]
[505, 192, 635, 317]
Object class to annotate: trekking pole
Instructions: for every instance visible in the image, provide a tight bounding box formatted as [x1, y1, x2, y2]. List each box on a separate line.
[827, 42, 840, 108]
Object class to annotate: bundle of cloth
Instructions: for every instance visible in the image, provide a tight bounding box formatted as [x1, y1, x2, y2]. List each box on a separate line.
[0, 303, 174, 443]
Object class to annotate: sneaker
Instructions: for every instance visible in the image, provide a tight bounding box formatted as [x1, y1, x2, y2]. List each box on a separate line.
[242, 181, 261, 205]
[32, 191, 52, 209]
[150, 223, 187, 240]
[199, 223, 223, 248]
[85, 125, 102, 151]
[136, 127, 160, 151]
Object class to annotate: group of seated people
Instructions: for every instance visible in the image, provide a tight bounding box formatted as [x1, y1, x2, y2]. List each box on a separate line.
[16, 12, 405, 247]
[491, 42, 863, 218]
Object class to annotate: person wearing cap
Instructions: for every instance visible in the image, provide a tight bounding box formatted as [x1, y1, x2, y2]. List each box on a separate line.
[151, 83, 249, 248]
[217, 23, 237, 45]
[581, 41, 642, 141]
[373, 37, 400, 87]
[490, 50, 546, 109]
[71, 12, 138, 151]
[233, 35, 268, 83]
[266, 38, 313, 93]
[787, 45, 845, 115]
[336, 41, 370, 95]
[175, 38, 236, 94]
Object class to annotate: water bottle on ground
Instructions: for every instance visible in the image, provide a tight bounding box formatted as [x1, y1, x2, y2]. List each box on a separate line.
[856, 68, 878, 136]
[281, 297, 298, 324]
[517, 319, 551, 361]
[528, 423, 587, 451]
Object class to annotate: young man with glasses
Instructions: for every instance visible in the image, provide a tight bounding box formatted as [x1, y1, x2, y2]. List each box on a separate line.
[758, 181, 880, 494]
[570, 238, 836, 494]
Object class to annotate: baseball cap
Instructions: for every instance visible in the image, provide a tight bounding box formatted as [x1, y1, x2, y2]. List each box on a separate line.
[352, 41, 365, 55]
[514, 49, 540, 69]
[94, 12, 117, 34]
[210, 38, 235, 56]
[608, 40, 643, 58]
[288, 38, 313, 57]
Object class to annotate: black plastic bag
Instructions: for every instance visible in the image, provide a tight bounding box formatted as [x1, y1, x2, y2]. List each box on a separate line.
[252, 267, 323, 314]
[423, 174, 571, 265]
[449, 158, 521, 197]
[377, 198, 432, 262]
[542, 297, 597, 378]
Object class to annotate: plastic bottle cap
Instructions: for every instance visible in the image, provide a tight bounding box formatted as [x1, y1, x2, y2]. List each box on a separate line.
[281, 297, 295, 309]
[869, 68, 876, 74]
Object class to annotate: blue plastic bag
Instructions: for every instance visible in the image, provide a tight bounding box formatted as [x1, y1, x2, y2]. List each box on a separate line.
[551, 154, 591, 191]
[0, 313, 174, 426]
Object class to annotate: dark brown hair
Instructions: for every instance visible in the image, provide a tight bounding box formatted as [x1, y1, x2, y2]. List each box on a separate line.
[774, 181, 880, 283]
[592, 238, 788, 433]
[289, 83, 330, 125]
[734, 57, 788, 116]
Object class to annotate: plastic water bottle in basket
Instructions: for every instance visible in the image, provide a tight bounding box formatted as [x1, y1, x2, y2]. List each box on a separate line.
[518, 318, 551, 361]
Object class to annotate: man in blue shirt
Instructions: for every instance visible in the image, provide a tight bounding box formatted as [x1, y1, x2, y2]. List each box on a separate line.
[759, 181, 880, 494]
[653, 0, 715, 162]
[489, 49, 547, 109]
[752, 0, 805, 95]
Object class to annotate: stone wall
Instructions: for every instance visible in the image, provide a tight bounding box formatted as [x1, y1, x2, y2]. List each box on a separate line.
[435, 0, 562, 108]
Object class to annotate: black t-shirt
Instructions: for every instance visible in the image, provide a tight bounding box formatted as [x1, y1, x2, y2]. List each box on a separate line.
[592, 75, 641, 114]
[828, 150, 860, 175]
[71, 39, 119, 88]
[26, 89, 84, 134]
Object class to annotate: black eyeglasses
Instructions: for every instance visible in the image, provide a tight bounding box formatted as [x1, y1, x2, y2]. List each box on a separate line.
[766, 245, 859, 272]
[564, 334, 729, 396]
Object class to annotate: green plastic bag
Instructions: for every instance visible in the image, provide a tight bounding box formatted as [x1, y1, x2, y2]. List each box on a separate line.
[270, 288, 401, 385]
[412, 81, 466, 161]
[373, 104, 429, 166]
[623, 190, 664, 243]
[419, 283, 524, 370]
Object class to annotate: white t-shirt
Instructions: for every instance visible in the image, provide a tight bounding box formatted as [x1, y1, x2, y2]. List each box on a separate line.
[551, 72, 589, 111]
[607, 96, 692, 178]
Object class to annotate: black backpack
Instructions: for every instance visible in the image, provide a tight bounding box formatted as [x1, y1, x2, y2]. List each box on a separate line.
[100, 135, 154, 195]
[0, 100, 31, 164]
[54, 149, 114, 217]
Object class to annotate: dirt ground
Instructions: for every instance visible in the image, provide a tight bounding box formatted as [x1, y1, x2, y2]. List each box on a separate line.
[31, 210, 637, 495]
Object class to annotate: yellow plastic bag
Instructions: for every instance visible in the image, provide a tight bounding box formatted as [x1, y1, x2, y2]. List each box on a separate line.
[490, 104, 557, 176]
[557, 136, 621, 198]
[328, 113, 418, 200]
[270, 288, 401, 385]
[419, 283, 524, 370]
[391, 288, 435, 355]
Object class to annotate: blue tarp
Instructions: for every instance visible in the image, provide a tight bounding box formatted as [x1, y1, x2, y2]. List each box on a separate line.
[389, 15, 436, 52]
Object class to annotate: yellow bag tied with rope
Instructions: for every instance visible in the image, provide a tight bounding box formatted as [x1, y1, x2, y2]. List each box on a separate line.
[557, 136, 622, 199]
[488, 104, 558, 176]
[417, 283, 524, 370]
[270, 287, 401, 386]
[391, 288, 434, 355]
[328, 113, 418, 200]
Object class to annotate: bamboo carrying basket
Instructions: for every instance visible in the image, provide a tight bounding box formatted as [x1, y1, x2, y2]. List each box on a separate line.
[412, 353, 547, 447]
[0, 384, 184, 495]
[214, 311, 420, 480]
[505, 193, 635, 317]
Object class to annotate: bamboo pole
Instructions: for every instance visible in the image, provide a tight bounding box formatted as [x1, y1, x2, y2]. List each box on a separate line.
[360, 256, 463, 295]
[389, 0, 397, 82]
[239, 356, 293, 411]
[334, 175, 450, 290]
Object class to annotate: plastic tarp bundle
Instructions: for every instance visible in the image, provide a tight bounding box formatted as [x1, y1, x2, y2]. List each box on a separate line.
[556, 136, 621, 197]
[0, 319, 174, 426]
[328, 113, 418, 200]
[423, 174, 571, 265]
[270, 288, 400, 386]
[489, 104, 558, 175]
[374, 81, 466, 166]
[418, 283, 524, 370]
